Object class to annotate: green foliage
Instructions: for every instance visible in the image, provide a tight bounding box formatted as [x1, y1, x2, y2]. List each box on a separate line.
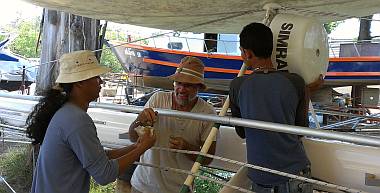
[100, 46, 124, 73]
[99, 28, 126, 73]
[0, 145, 115, 193]
[100, 27, 149, 73]
[89, 178, 115, 193]
[8, 18, 41, 58]
[0, 35, 6, 42]
[324, 21, 342, 34]
[194, 167, 234, 193]
[105, 29, 128, 42]
[0, 145, 33, 193]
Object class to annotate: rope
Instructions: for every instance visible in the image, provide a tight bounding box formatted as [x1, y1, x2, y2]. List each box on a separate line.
[135, 162, 254, 193]
[0, 123, 27, 131]
[152, 147, 368, 193]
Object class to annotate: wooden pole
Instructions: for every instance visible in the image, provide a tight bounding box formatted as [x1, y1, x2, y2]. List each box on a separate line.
[36, 9, 100, 94]
[179, 63, 247, 193]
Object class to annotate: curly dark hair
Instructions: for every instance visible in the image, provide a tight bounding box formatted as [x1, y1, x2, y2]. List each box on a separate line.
[26, 84, 73, 145]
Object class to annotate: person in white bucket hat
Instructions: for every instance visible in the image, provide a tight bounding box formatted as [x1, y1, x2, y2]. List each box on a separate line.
[27, 50, 156, 193]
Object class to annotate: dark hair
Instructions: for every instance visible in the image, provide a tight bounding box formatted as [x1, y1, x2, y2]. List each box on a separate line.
[239, 22, 273, 58]
[26, 83, 73, 145]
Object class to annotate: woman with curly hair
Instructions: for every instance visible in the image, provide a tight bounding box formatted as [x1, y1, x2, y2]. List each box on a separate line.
[27, 50, 156, 193]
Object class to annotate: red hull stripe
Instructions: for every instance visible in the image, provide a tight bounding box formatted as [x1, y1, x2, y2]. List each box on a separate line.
[145, 58, 380, 76]
[144, 58, 253, 74]
[329, 57, 380, 62]
[115, 41, 243, 60]
[326, 72, 380, 76]
[112, 41, 380, 62]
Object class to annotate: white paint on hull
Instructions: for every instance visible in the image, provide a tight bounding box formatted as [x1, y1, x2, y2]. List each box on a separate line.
[303, 138, 380, 193]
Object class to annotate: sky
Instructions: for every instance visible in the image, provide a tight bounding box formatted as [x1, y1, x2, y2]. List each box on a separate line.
[0, 0, 42, 26]
[1, 0, 380, 40]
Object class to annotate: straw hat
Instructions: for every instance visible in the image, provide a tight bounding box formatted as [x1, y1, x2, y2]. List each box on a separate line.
[168, 56, 206, 89]
[56, 50, 110, 83]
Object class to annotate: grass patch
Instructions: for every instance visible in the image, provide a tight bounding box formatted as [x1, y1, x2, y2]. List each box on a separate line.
[0, 146, 234, 193]
[0, 145, 116, 193]
[0, 144, 33, 193]
[90, 178, 115, 193]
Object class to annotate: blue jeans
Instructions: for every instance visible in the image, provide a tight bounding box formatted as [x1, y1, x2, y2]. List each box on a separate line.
[251, 168, 313, 193]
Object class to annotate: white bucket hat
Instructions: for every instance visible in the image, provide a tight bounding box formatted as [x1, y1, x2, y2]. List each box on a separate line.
[56, 50, 111, 83]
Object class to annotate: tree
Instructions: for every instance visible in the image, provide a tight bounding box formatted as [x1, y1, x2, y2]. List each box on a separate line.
[98, 28, 128, 73]
[0, 35, 6, 42]
[323, 21, 342, 34]
[99, 27, 149, 73]
[8, 17, 41, 58]
[100, 46, 123, 72]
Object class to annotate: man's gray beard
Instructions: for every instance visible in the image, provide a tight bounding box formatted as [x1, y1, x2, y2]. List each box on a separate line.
[176, 95, 197, 107]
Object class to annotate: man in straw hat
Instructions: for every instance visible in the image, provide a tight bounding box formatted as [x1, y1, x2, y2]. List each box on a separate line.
[27, 50, 156, 193]
[128, 56, 218, 193]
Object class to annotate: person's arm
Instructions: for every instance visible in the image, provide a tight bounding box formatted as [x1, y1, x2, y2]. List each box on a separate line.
[295, 74, 324, 127]
[295, 85, 309, 127]
[68, 119, 118, 185]
[128, 120, 140, 142]
[168, 137, 216, 164]
[229, 78, 245, 139]
[68, 114, 155, 185]
[230, 99, 245, 138]
[106, 144, 137, 159]
[129, 108, 157, 142]
[117, 131, 156, 174]
[306, 74, 324, 93]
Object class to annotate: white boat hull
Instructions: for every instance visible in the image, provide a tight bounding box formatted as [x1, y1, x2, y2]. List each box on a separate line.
[1, 95, 380, 192]
[304, 138, 380, 193]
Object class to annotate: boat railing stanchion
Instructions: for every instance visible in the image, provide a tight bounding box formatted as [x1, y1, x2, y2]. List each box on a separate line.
[222, 39, 228, 55]
[185, 37, 191, 52]
[152, 36, 157, 48]
[168, 35, 172, 50]
[353, 41, 361, 56]
[328, 38, 337, 58]
[20, 65, 26, 95]
[203, 38, 209, 54]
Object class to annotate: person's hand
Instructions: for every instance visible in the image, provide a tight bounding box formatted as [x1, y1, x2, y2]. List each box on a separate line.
[136, 108, 157, 126]
[169, 136, 190, 150]
[307, 74, 324, 93]
[136, 130, 156, 150]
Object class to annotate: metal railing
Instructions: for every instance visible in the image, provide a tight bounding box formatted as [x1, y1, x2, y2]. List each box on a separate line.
[91, 102, 380, 147]
[1, 92, 380, 147]
[130, 34, 240, 55]
[328, 38, 380, 57]
[0, 175, 16, 193]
